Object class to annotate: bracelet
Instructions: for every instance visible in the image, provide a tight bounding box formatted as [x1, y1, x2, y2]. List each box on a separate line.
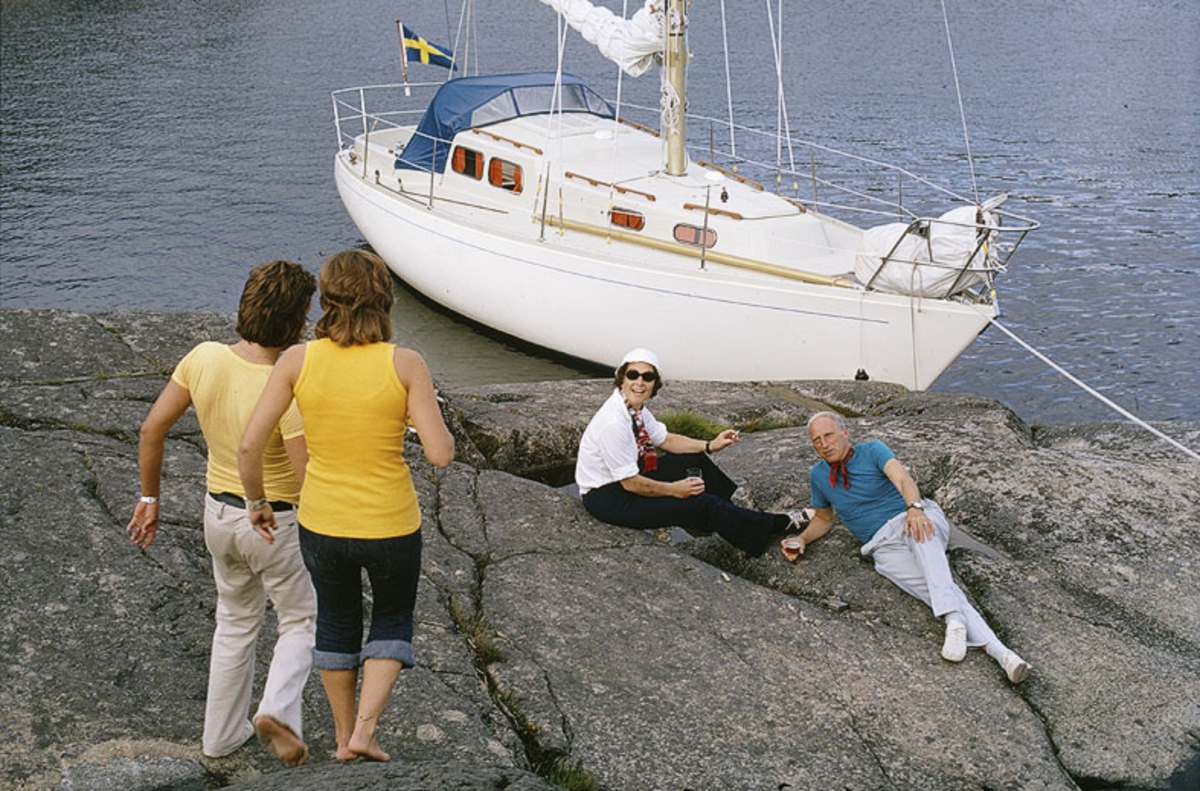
[139, 495, 159, 505]
[705, 440, 712, 453]
[244, 496, 268, 511]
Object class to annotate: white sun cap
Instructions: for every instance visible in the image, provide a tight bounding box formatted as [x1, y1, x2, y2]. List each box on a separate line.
[619, 347, 660, 372]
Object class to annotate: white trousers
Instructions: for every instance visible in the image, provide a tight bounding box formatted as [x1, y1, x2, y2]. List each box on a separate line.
[201, 495, 316, 757]
[860, 501, 997, 649]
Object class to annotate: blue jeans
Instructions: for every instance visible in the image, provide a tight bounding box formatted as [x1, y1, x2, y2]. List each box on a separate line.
[298, 524, 422, 670]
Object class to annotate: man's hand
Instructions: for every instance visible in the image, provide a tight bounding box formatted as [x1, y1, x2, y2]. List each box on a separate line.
[903, 507, 934, 542]
[781, 535, 806, 562]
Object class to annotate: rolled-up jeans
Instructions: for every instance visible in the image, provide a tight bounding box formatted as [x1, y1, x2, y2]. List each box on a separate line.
[298, 524, 421, 670]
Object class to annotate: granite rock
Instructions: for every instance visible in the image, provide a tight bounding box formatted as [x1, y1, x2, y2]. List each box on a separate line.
[2, 309, 1198, 791]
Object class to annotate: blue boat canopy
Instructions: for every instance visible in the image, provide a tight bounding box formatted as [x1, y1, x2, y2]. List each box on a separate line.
[396, 72, 615, 173]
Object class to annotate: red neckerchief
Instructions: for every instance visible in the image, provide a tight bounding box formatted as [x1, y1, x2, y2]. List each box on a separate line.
[829, 446, 854, 489]
[628, 403, 658, 473]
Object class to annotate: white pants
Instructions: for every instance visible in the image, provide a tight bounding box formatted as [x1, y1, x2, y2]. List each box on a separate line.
[201, 495, 316, 757]
[861, 501, 997, 649]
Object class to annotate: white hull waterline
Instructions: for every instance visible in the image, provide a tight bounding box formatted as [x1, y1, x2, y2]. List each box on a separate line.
[332, 66, 1036, 390]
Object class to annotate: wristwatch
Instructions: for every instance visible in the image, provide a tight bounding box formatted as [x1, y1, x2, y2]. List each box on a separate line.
[907, 501, 924, 511]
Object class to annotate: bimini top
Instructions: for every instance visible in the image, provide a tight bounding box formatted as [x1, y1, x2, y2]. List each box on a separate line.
[396, 72, 615, 173]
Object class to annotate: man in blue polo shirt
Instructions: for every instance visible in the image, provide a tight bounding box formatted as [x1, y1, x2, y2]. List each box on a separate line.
[786, 411, 1030, 683]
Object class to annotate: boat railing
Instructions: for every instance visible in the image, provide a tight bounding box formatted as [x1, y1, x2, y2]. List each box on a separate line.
[331, 83, 443, 152]
[332, 83, 1038, 289]
[614, 99, 1039, 237]
[863, 211, 1038, 300]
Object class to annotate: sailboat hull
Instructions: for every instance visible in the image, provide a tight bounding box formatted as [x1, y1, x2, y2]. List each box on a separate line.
[333, 150, 994, 390]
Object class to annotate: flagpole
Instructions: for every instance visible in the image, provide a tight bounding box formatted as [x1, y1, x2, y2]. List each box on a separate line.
[396, 19, 411, 96]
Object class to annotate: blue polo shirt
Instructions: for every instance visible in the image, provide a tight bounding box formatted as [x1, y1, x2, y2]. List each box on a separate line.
[810, 440, 905, 544]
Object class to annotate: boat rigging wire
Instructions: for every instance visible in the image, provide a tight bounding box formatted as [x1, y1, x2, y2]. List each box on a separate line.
[939, 0, 980, 205]
[763, 0, 798, 182]
[980, 314, 1200, 462]
[718, 0, 738, 159]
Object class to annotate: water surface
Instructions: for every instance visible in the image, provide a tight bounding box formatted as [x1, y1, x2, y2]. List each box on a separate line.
[3, 0, 1197, 423]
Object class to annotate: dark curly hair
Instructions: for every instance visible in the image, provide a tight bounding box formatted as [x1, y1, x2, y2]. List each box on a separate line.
[236, 260, 317, 349]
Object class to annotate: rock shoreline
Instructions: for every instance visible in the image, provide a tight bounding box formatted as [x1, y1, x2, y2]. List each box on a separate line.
[2, 308, 1198, 791]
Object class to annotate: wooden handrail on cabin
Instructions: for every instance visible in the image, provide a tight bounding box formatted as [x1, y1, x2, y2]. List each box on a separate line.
[470, 128, 543, 155]
[564, 171, 657, 202]
[544, 215, 857, 289]
[682, 203, 744, 221]
[617, 117, 661, 137]
[779, 195, 809, 214]
[696, 160, 764, 191]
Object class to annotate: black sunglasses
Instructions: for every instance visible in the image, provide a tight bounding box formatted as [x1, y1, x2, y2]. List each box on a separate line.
[624, 369, 658, 382]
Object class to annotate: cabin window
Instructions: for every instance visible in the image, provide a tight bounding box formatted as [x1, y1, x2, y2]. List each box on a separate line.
[673, 223, 717, 248]
[489, 158, 523, 193]
[610, 208, 645, 232]
[452, 146, 484, 179]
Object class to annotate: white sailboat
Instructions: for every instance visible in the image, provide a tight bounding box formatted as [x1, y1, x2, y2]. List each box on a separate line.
[331, 0, 1038, 389]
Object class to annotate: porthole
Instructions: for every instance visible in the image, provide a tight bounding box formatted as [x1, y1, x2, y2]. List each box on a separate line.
[673, 223, 717, 248]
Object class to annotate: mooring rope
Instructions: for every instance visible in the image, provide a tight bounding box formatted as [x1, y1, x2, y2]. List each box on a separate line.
[983, 315, 1200, 462]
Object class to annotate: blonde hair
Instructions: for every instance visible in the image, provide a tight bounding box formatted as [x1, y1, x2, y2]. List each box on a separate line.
[314, 250, 394, 346]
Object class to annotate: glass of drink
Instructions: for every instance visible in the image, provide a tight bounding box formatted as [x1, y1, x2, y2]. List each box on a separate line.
[782, 537, 803, 562]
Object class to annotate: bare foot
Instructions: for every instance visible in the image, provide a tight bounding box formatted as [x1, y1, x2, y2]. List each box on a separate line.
[254, 715, 308, 767]
[334, 744, 358, 762]
[348, 733, 391, 762]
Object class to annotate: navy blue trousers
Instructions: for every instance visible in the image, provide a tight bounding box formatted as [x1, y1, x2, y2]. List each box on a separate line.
[581, 453, 785, 557]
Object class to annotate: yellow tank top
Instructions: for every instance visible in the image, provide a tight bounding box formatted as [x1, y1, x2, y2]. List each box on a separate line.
[293, 339, 419, 538]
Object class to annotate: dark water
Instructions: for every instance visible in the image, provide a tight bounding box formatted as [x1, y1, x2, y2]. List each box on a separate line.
[3, 0, 1198, 423]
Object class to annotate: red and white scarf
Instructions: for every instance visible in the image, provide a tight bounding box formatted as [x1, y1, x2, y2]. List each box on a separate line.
[829, 447, 854, 489]
[628, 405, 658, 473]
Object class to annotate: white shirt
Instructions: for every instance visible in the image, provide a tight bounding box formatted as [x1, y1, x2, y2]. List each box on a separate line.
[575, 389, 668, 495]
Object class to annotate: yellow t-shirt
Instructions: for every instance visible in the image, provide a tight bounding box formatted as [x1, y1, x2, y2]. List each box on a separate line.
[293, 339, 419, 539]
[171, 342, 303, 503]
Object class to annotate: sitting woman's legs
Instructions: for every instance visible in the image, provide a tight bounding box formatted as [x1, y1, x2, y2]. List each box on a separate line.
[582, 479, 784, 556]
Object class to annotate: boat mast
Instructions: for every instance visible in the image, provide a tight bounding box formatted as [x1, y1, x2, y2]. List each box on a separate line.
[664, 0, 687, 176]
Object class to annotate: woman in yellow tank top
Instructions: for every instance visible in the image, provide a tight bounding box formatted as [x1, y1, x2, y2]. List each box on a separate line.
[240, 250, 454, 762]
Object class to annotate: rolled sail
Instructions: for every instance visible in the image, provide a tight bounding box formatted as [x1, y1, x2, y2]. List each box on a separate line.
[536, 0, 663, 77]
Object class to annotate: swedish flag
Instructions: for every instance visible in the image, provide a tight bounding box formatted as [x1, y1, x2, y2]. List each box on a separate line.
[402, 25, 457, 70]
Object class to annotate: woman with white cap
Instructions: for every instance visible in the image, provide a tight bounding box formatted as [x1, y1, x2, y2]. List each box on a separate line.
[574, 348, 801, 556]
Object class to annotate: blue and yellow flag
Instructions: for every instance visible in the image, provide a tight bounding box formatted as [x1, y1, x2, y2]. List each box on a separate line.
[402, 25, 457, 70]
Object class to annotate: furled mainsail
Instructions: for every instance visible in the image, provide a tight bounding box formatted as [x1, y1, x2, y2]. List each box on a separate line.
[536, 0, 663, 77]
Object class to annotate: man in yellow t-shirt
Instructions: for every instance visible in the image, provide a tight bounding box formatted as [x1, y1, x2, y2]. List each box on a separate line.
[127, 260, 318, 765]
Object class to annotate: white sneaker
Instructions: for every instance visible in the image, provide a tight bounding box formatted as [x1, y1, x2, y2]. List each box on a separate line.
[1001, 651, 1031, 684]
[785, 508, 814, 534]
[941, 620, 967, 662]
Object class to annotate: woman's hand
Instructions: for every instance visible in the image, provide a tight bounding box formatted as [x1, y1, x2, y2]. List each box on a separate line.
[127, 501, 159, 549]
[672, 477, 705, 498]
[709, 428, 740, 453]
[249, 504, 277, 544]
